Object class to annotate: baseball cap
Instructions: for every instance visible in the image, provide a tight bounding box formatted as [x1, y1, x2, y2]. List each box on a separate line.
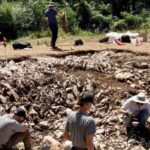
[15, 107, 27, 119]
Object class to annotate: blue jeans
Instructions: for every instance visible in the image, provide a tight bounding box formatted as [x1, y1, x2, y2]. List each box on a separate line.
[123, 109, 149, 128]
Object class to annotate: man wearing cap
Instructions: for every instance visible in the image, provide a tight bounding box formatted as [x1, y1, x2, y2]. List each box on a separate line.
[44, 2, 64, 50]
[0, 107, 32, 150]
[119, 92, 150, 131]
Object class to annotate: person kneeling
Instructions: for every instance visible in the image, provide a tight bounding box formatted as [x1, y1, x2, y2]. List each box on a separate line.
[118, 92, 150, 133]
[0, 107, 32, 150]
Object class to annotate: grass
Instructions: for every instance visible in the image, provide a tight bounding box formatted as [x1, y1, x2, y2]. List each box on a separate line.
[9, 28, 101, 47]
[1, 27, 150, 60]
[22, 28, 102, 40]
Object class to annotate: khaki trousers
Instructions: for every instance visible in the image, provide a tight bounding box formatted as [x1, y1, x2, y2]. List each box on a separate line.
[0, 130, 32, 150]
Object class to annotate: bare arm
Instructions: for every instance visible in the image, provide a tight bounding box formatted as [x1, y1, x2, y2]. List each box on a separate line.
[44, 17, 48, 22]
[63, 130, 70, 140]
[43, 136, 60, 145]
[118, 109, 129, 115]
[118, 109, 133, 117]
[57, 12, 65, 18]
[86, 134, 95, 150]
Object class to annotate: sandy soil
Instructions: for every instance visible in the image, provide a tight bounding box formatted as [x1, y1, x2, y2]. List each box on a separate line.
[0, 36, 150, 59]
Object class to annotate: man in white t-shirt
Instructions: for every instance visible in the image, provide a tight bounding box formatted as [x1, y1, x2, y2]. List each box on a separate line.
[118, 92, 150, 130]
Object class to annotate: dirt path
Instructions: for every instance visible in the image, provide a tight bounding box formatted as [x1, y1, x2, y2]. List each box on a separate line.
[0, 36, 150, 59]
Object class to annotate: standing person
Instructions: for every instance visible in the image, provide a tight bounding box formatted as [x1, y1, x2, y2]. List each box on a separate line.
[44, 2, 64, 50]
[0, 107, 32, 150]
[118, 92, 150, 132]
[64, 91, 96, 150]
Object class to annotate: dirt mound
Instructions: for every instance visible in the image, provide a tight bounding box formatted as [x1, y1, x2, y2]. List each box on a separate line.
[0, 50, 150, 149]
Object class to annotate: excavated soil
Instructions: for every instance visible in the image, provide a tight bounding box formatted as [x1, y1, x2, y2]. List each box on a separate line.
[1, 46, 150, 149]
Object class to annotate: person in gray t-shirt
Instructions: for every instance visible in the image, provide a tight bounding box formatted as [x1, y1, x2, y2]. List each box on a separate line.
[64, 91, 96, 150]
[0, 107, 32, 150]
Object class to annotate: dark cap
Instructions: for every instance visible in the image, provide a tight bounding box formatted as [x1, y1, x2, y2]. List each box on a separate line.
[80, 91, 94, 104]
[15, 107, 27, 119]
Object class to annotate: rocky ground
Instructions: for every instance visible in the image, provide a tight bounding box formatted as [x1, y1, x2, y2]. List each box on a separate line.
[1, 49, 150, 150]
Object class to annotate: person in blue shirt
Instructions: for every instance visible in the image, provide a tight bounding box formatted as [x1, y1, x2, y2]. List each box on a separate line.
[44, 2, 64, 50]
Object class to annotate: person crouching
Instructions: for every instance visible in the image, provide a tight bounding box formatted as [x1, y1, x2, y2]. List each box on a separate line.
[0, 107, 32, 150]
[118, 92, 150, 133]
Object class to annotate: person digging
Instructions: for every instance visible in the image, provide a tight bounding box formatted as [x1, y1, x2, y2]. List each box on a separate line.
[0, 107, 32, 150]
[118, 92, 150, 136]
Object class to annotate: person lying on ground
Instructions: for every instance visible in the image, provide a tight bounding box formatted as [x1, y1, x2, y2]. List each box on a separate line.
[41, 135, 72, 150]
[64, 91, 96, 150]
[0, 31, 7, 47]
[118, 92, 150, 132]
[0, 107, 32, 150]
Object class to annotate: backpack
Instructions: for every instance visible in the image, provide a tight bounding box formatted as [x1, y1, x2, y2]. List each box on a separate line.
[74, 39, 84, 46]
[12, 41, 32, 49]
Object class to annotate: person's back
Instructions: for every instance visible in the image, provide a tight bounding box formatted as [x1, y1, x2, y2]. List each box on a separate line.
[64, 91, 96, 150]
[66, 111, 95, 149]
[45, 8, 57, 25]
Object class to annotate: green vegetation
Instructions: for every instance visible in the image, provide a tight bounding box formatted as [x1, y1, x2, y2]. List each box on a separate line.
[0, 0, 150, 39]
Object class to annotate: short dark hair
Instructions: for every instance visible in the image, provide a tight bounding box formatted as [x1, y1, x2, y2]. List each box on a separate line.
[77, 91, 94, 106]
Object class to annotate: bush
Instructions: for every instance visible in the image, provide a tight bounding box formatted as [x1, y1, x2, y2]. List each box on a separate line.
[91, 11, 110, 32]
[0, 1, 47, 38]
[121, 12, 143, 29]
[112, 12, 143, 30]
[0, 2, 17, 38]
[112, 19, 127, 31]
[141, 18, 150, 29]
[140, 9, 150, 29]
[59, 6, 78, 34]
[26, 0, 47, 30]
[99, 3, 111, 16]
[11, 3, 34, 31]
[75, 1, 92, 29]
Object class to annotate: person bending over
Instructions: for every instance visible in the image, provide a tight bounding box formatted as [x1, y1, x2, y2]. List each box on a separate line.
[0, 107, 32, 150]
[118, 92, 150, 132]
